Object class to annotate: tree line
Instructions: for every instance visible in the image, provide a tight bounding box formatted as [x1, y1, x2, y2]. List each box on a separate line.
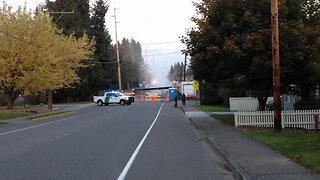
[182, 0, 320, 109]
[167, 62, 193, 82]
[0, 0, 146, 108]
[47, 0, 145, 102]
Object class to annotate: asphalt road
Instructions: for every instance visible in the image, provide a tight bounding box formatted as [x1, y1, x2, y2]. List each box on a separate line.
[0, 102, 234, 180]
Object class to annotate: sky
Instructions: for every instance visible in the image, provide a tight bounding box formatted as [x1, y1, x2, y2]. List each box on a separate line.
[1, 0, 198, 86]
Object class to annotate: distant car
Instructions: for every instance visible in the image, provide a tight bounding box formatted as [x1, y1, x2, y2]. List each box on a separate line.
[93, 91, 134, 106]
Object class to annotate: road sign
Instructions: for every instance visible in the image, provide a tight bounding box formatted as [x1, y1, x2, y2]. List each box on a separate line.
[192, 80, 199, 91]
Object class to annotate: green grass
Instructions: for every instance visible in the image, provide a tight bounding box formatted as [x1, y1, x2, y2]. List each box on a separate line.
[195, 105, 233, 126]
[211, 114, 235, 126]
[195, 105, 229, 112]
[30, 111, 73, 120]
[0, 107, 73, 124]
[0, 111, 33, 119]
[245, 130, 320, 173]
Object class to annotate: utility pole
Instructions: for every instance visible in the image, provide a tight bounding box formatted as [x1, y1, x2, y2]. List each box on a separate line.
[183, 53, 187, 81]
[271, 0, 282, 132]
[113, 7, 122, 90]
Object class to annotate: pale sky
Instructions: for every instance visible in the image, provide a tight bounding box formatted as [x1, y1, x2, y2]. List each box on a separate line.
[1, 0, 197, 86]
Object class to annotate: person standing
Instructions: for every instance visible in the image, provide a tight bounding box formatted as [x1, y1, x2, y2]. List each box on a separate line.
[174, 93, 178, 107]
[181, 93, 186, 106]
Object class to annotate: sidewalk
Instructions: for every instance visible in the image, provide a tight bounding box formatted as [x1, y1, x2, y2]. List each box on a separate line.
[180, 100, 320, 180]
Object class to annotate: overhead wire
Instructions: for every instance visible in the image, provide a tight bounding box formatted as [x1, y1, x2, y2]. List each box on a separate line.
[144, 51, 182, 57]
[146, 46, 185, 53]
[141, 41, 180, 46]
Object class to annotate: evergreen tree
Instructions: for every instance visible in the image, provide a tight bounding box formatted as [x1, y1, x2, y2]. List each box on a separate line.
[120, 38, 144, 89]
[131, 40, 145, 84]
[88, 0, 116, 94]
[167, 62, 185, 82]
[46, 0, 90, 38]
[167, 65, 174, 82]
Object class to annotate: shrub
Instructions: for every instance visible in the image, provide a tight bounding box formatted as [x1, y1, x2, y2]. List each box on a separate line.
[266, 102, 274, 111]
[0, 94, 8, 106]
[294, 100, 320, 110]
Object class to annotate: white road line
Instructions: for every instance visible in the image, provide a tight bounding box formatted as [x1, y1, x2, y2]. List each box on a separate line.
[0, 115, 82, 136]
[117, 103, 164, 180]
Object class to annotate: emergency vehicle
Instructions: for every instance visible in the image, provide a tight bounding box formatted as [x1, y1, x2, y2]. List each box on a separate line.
[93, 91, 134, 106]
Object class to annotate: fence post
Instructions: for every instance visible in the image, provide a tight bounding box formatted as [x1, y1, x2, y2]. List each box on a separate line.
[315, 115, 319, 131]
[234, 112, 238, 127]
[281, 110, 285, 129]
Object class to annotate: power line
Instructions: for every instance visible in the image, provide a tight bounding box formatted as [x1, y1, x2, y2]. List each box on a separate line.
[144, 51, 182, 57]
[146, 46, 185, 53]
[141, 41, 180, 46]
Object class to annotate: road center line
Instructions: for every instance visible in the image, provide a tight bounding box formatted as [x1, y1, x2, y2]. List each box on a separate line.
[117, 103, 164, 180]
[0, 115, 82, 136]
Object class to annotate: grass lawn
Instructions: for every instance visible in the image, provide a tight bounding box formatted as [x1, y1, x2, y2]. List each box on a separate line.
[0, 107, 53, 120]
[245, 130, 320, 173]
[30, 111, 73, 120]
[195, 105, 229, 112]
[0, 111, 33, 119]
[211, 114, 235, 126]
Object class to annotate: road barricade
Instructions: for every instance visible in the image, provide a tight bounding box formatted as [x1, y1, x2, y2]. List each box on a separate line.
[140, 95, 145, 102]
[150, 96, 155, 101]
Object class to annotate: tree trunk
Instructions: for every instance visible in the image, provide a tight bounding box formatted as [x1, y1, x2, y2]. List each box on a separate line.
[47, 90, 53, 111]
[257, 96, 268, 111]
[6, 91, 20, 109]
[6, 94, 14, 109]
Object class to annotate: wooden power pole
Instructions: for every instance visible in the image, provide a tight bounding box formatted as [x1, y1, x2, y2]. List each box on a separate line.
[184, 53, 187, 81]
[271, 0, 282, 132]
[113, 7, 122, 91]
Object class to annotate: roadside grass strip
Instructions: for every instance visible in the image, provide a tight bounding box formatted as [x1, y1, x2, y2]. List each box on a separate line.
[0, 107, 52, 120]
[245, 130, 320, 173]
[0, 111, 33, 119]
[30, 111, 74, 121]
[195, 105, 230, 112]
[211, 114, 235, 126]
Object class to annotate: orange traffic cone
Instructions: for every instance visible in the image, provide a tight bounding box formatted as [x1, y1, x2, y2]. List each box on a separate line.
[140, 95, 145, 103]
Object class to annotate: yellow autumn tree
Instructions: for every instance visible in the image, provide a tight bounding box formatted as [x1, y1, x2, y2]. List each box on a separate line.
[0, 4, 94, 109]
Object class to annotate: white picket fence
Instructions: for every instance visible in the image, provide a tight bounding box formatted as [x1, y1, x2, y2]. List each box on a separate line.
[234, 110, 320, 130]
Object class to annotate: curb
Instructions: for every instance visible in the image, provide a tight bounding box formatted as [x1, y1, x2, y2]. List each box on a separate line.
[206, 136, 251, 180]
[180, 107, 251, 180]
